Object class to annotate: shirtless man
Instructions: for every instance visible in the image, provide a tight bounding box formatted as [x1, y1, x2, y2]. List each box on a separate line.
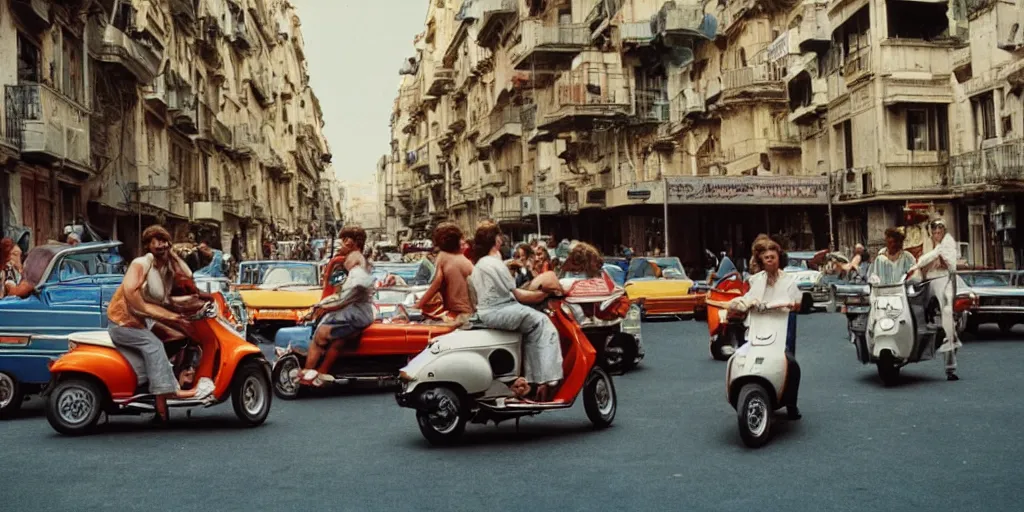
[417, 222, 474, 324]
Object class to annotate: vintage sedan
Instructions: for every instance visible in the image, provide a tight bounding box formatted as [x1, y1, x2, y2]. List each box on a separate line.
[371, 260, 434, 287]
[237, 260, 324, 344]
[623, 257, 705, 320]
[786, 251, 832, 313]
[0, 241, 126, 417]
[957, 270, 1024, 334]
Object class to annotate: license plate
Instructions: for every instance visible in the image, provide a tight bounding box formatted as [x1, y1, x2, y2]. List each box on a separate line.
[258, 310, 296, 320]
[1000, 298, 1021, 307]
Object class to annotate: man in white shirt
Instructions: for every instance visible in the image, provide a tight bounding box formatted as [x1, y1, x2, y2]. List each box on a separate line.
[907, 219, 960, 381]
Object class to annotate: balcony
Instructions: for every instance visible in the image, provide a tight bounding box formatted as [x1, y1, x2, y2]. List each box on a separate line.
[212, 119, 233, 149]
[480, 167, 505, 188]
[951, 140, 1024, 191]
[408, 143, 430, 172]
[786, 69, 828, 124]
[651, 2, 706, 46]
[619, 22, 654, 46]
[539, 70, 631, 132]
[768, 118, 800, 150]
[493, 194, 524, 222]
[96, 25, 163, 84]
[843, 48, 872, 85]
[795, 1, 830, 52]
[670, 87, 704, 123]
[476, 0, 519, 49]
[953, 46, 971, 75]
[634, 89, 670, 123]
[722, 64, 785, 102]
[4, 84, 90, 172]
[426, 60, 454, 97]
[169, 0, 197, 22]
[143, 74, 169, 110]
[249, 68, 275, 107]
[234, 124, 264, 157]
[510, 20, 589, 71]
[168, 88, 198, 134]
[223, 198, 252, 218]
[481, 106, 522, 146]
[190, 200, 224, 223]
[877, 40, 955, 105]
[521, 194, 562, 216]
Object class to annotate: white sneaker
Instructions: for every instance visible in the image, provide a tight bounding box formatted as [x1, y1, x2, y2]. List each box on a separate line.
[937, 341, 956, 353]
[193, 378, 215, 400]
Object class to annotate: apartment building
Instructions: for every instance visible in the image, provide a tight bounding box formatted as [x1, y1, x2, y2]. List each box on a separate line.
[382, 0, 1022, 268]
[0, 0, 335, 259]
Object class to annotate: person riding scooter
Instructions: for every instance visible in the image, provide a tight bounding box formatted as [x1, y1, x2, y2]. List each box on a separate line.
[468, 221, 562, 402]
[729, 237, 802, 420]
[868, 228, 915, 286]
[106, 225, 215, 423]
[906, 218, 961, 381]
[298, 226, 375, 387]
[416, 222, 474, 326]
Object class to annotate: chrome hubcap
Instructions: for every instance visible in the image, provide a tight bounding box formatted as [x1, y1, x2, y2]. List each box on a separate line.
[0, 374, 14, 408]
[427, 389, 460, 434]
[242, 375, 266, 415]
[57, 386, 95, 425]
[276, 358, 299, 395]
[745, 396, 768, 437]
[594, 377, 613, 416]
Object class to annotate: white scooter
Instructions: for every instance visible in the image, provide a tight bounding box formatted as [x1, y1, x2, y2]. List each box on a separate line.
[864, 275, 951, 386]
[726, 300, 801, 448]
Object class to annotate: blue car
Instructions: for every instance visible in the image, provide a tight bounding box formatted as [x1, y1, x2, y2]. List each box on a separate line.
[0, 241, 126, 417]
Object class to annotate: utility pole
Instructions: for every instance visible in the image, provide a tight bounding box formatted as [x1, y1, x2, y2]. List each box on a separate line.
[662, 174, 669, 257]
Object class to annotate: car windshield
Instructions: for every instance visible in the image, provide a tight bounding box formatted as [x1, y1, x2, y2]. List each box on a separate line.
[961, 272, 1012, 287]
[373, 262, 434, 286]
[627, 257, 685, 280]
[47, 247, 127, 283]
[238, 262, 320, 287]
[195, 279, 231, 294]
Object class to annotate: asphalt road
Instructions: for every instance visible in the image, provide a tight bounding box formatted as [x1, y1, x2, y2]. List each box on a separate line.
[1, 314, 1021, 512]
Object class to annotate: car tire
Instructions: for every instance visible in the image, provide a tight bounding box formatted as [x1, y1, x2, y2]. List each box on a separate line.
[737, 383, 772, 448]
[800, 294, 813, 315]
[416, 386, 468, 446]
[583, 367, 617, 429]
[46, 377, 104, 436]
[0, 372, 24, 419]
[231, 360, 273, 427]
[604, 333, 639, 373]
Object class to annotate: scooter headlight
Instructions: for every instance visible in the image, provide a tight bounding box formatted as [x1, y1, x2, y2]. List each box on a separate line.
[879, 317, 896, 331]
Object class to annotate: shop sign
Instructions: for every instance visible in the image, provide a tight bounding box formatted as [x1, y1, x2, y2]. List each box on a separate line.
[665, 176, 828, 205]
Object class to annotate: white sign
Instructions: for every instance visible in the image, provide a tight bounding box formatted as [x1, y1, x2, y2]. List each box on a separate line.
[767, 30, 790, 63]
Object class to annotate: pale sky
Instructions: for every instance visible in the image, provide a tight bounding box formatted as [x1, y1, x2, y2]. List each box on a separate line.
[291, 1, 427, 191]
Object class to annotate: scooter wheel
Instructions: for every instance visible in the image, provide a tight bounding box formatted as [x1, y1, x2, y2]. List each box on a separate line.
[231, 360, 273, 427]
[271, 355, 303, 400]
[415, 386, 467, 446]
[736, 383, 772, 448]
[46, 377, 104, 436]
[583, 367, 617, 428]
[604, 334, 639, 373]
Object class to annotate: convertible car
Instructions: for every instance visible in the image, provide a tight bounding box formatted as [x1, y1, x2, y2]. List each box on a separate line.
[957, 270, 1024, 335]
[0, 241, 126, 417]
[623, 256, 705, 320]
[237, 260, 324, 344]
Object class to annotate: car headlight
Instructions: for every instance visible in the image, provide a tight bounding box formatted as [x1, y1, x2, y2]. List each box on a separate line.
[627, 306, 641, 321]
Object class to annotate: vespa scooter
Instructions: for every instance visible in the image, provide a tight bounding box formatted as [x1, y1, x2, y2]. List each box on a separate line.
[394, 297, 617, 446]
[705, 272, 749, 361]
[45, 301, 272, 436]
[726, 301, 801, 448]
[863, 275, 967, 386]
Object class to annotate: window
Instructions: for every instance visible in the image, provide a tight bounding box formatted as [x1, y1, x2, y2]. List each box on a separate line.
[17, 33, 41, 83]
[50, 250, 127, 283]
[906, 106, 948, 151]
[973, 92, 997, 140]
[60, 29, 85, 104]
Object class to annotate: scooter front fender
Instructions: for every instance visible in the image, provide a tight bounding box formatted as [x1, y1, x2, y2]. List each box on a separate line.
[405, 350, 495, 396]
[871, 335, 905, 361]
[49, 345, 136, 399]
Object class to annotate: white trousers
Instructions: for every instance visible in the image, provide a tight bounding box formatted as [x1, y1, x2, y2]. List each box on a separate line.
[930, 276, 958, 373]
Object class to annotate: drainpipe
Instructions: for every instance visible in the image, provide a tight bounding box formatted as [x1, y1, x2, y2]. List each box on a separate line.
[663, 173, 669, 257]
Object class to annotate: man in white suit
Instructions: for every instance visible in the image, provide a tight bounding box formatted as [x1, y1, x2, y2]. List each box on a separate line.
[907, 219, 960, 381]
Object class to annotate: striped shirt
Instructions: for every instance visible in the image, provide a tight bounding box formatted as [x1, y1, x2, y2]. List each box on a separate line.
[868, 249, 916, 285]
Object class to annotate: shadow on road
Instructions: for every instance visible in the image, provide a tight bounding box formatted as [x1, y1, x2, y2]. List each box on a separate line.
[401, 422, 610, 450]
[854, 370, 944, 388]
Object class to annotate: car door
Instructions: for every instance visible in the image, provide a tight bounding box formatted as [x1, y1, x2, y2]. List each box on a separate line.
[39, 253, 105, 336]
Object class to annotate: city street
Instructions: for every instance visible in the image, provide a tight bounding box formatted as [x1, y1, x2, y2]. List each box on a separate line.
[1, 314, 1020, 512]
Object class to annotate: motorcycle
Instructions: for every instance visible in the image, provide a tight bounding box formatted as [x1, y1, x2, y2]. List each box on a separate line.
[705, 271, 749, 361]
[394, 297, 617, 446]
[270, 299, 457, 399]
[560, 272, 644, 374]
[726, 300, 801, 448]
[861, 275, 968, 386]
[45, 301, 272, 436]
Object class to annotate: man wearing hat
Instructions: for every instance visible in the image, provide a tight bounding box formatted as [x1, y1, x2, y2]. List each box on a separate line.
[907, 218, 961, 381]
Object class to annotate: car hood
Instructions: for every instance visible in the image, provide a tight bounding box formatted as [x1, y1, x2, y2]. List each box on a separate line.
[624, 278, 694, 298]
[238, 289, 322, 309]
[969, 286, 1024, 297]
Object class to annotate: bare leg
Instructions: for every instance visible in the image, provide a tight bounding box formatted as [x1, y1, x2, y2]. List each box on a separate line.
[317, 340, 344, 375]
[526, 271, 562, 294]
[305, 326, 330, 371]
